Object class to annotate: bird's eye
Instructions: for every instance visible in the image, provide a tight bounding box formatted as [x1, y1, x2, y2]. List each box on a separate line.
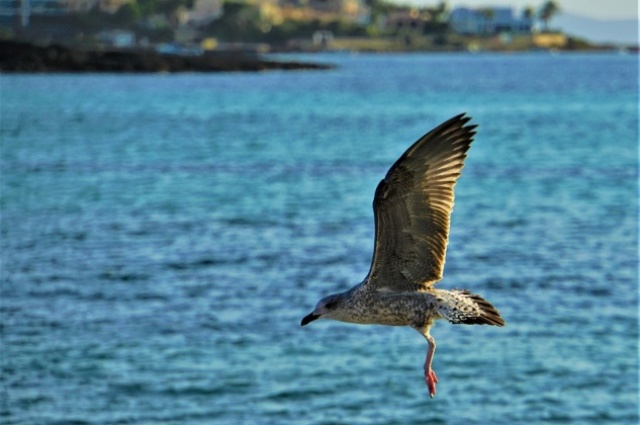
[326, 301, 336, 310]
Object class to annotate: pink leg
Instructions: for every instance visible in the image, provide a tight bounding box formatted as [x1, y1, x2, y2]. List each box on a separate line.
[424, 334, 438, 398]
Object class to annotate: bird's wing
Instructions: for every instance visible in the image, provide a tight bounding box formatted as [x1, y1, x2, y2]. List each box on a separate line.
[364, 113, 476, 292]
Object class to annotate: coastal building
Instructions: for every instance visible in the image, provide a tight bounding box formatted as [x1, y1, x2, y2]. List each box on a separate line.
[0, 0, 64, 24]
[0, 0, 66, 28]
[279, 0, 370, 25]
[383, 6, 450, 34]
[450, 6, 532, 35]
[532, 32, 567, 48]
[61, 0, 96, 12]
[60, 0, 134, 14]
[309, 0, 370, 24]
[176, 0, 222, 27]
[385, 9, 433, 33]
[96, 28, 135, 46]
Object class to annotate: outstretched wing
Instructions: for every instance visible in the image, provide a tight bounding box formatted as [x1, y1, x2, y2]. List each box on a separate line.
[364, 113, 476, 292]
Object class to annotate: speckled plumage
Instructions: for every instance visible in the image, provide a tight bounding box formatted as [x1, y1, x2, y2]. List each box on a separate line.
[301, 114, 505, 398]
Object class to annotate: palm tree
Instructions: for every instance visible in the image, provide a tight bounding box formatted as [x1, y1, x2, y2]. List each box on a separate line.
[538, 0, 561, 32]
[521, 6, 535, 33]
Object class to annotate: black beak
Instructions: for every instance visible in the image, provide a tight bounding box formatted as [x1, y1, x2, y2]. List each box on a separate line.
[301, 313, 320, 326]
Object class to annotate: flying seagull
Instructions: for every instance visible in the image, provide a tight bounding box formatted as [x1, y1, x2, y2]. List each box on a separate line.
[301, 113, 505, 398]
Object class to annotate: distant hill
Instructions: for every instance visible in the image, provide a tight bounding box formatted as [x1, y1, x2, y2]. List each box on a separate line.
[550, 12, 638, 45]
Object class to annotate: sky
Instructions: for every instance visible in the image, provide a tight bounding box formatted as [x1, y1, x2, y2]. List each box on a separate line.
[397, 0, 638, 20]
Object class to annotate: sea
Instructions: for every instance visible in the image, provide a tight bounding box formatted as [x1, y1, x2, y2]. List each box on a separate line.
[1, 52, 638, 425]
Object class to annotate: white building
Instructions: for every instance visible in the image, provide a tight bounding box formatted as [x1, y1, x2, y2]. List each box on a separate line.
[450, 7, 533, 35]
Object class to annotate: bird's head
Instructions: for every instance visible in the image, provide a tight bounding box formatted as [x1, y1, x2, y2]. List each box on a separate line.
[301, 293, 346, 326]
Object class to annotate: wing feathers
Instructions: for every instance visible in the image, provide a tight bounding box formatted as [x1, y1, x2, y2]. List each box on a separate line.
[365, 114, 476, 292]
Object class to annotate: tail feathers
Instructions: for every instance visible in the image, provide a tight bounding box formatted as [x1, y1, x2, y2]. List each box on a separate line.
[439, 290, 505, 327]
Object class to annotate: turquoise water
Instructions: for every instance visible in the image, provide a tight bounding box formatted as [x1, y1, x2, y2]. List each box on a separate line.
[1, 53, 638, 424]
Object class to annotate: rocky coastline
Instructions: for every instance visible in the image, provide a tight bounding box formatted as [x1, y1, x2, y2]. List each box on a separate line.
[0, 40, 333, 73]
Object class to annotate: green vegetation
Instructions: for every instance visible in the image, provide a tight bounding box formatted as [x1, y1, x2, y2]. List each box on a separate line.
[203, 1, 367, 44]
[538, 0, 561, 31]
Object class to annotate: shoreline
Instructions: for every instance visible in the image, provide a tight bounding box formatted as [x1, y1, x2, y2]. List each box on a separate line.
[0, 40, 333, 73]
[1, 38, 635, 74]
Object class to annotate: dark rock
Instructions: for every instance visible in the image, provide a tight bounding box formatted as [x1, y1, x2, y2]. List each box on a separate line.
[0, 40, 333, 73]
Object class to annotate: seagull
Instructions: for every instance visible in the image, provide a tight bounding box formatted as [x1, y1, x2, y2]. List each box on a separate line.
[301, 113, 505, 398]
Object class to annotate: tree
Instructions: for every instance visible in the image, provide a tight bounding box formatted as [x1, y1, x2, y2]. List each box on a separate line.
[113, 3, 141, 28]
[478, 8, 495, 34]
[522, 6, 535, 20]
[432, 1, 449, 23]
[538, 0, 560, 32]
[366, 0, 395, 23]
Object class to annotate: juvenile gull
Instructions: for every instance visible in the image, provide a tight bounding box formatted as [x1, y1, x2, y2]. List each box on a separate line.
[301, 113, 505, 398]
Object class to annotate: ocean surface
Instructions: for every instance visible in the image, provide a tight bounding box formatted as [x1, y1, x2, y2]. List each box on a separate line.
[1, 53, 638, 425]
